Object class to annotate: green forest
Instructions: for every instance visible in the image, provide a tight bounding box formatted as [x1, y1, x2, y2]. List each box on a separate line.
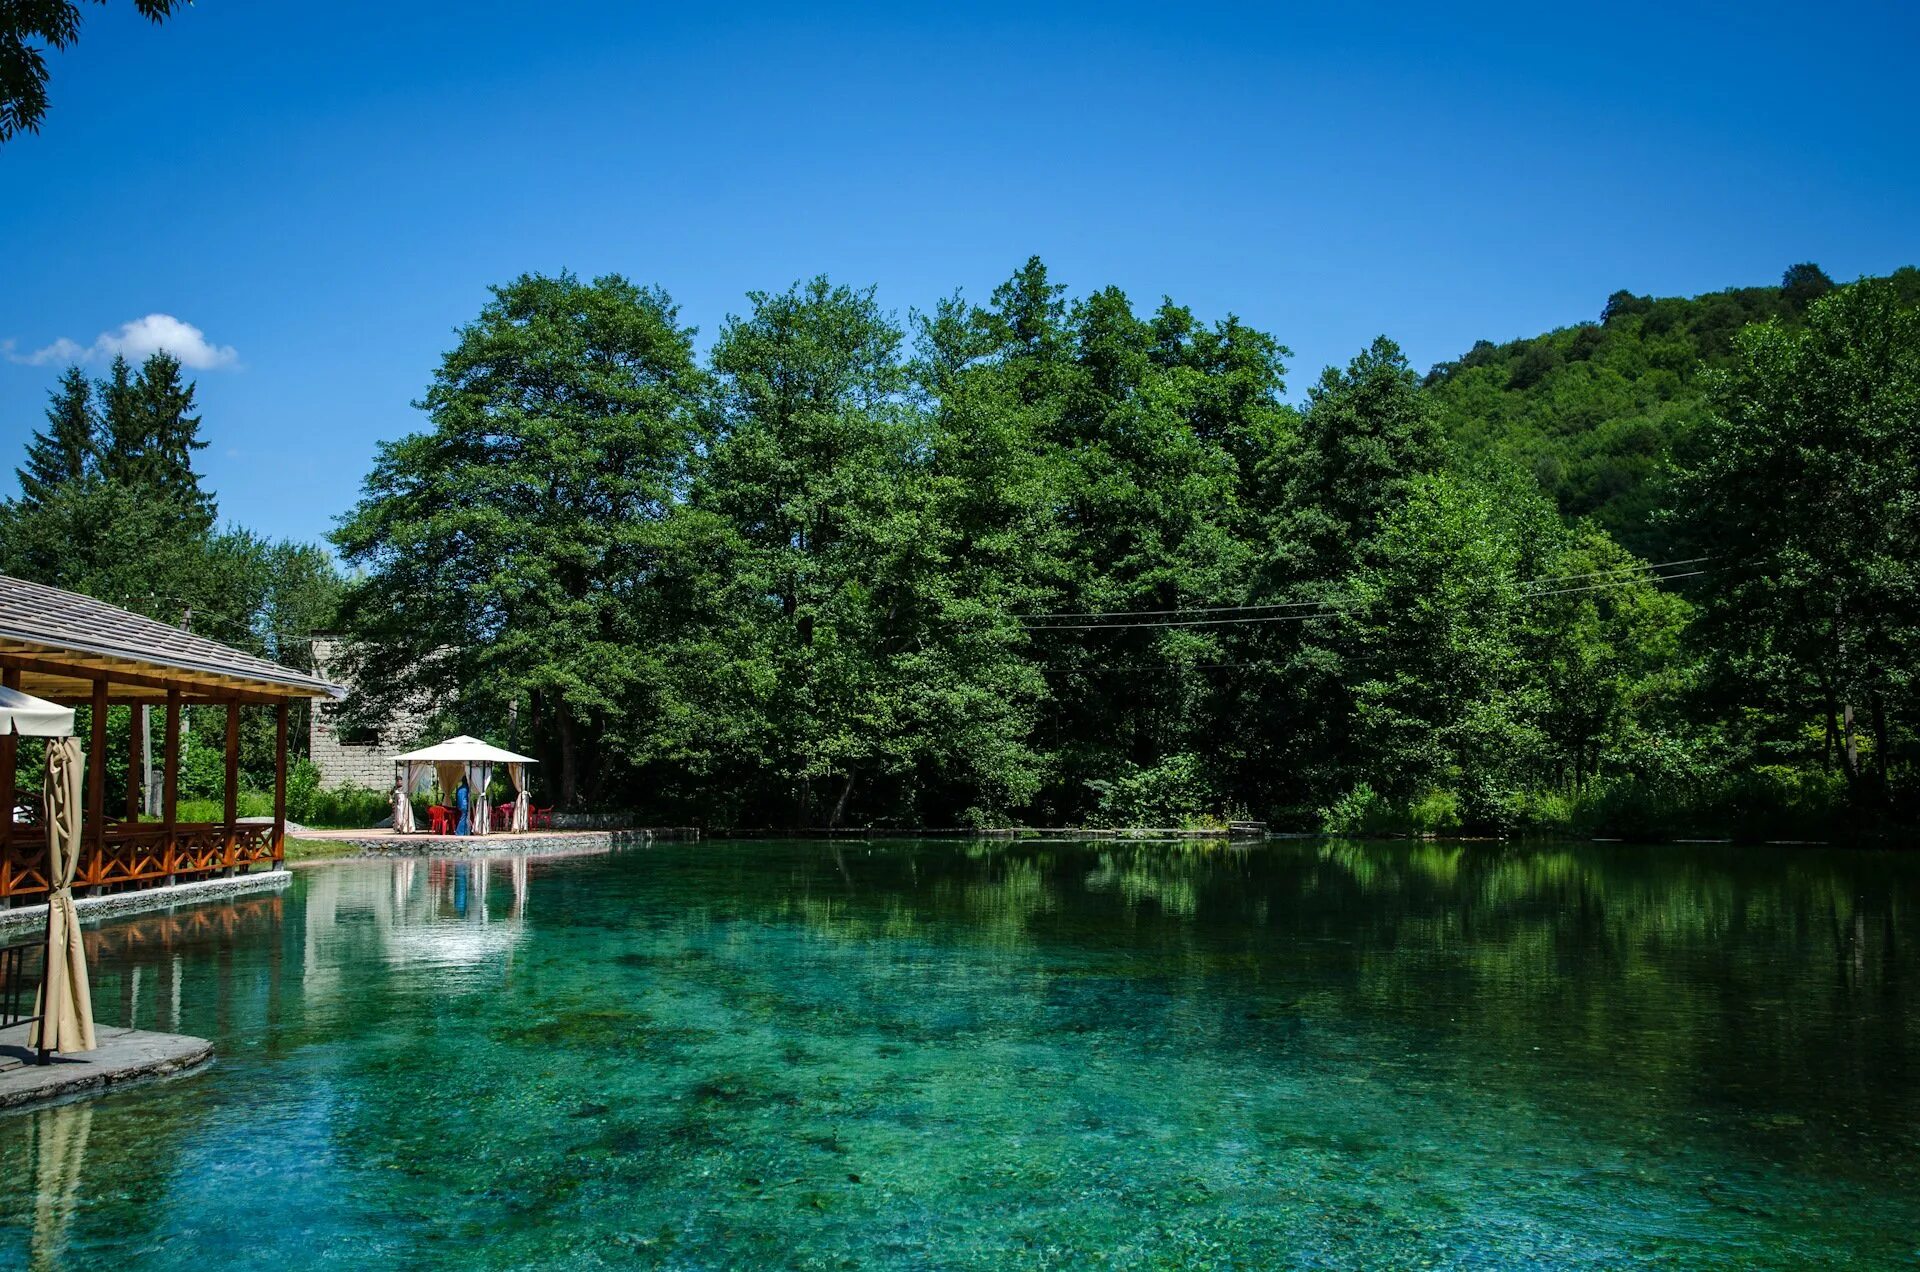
[5, 260, 1917, 838]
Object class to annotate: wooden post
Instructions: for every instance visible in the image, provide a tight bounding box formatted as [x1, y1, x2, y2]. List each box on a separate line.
[87, 678, 107, 893]
[126, 699, 144, 822]
[0, 667, 17, 903]
[223, 703, 241, 875]
[141, 706, 155, 817]
[162, 688, 181, 884]
[272, 703, 288, 869]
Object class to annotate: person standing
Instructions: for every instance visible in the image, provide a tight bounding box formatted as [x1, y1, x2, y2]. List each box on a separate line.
[454, 777, 471, 836]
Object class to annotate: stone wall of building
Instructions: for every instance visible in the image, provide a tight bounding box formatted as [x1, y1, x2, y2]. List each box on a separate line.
[309, 638, 422, 791]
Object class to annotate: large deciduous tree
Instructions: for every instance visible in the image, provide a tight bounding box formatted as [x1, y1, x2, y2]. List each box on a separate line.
[1673, 278, 1920, 811]
[333, 272, 706, 807]
[683, 278, 1044, 826]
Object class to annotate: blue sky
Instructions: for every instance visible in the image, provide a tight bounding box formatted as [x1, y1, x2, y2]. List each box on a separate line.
[3, 1, 1916, 547]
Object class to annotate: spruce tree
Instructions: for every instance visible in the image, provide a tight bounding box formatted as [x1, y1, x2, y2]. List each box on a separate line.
[132, 352, 214, 524]
[91, 352, 214, 527]
[95, 354, 142, 485]
[15, 365, 97, 507]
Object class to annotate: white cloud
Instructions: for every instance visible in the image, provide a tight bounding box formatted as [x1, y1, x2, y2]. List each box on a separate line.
[5, 314, 239, 370]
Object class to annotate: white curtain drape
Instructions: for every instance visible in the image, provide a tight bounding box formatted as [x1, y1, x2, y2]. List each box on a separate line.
[507, 762, 530, 831]
[468, 761, 493, 836]
[392, 761, 416, 833]
[31, 737, 95, 1055]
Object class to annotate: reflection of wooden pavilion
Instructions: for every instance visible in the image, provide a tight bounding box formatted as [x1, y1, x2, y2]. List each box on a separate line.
[0, 575, 344, 903]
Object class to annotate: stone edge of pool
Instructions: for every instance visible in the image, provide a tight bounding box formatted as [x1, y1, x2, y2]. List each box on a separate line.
[0, 869, 294, 936]
[288, 826, 699, 856]
[0, 1024, 213, 1116]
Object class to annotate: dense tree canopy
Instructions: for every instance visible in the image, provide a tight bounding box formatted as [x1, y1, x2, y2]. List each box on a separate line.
[12, 258, 1917, 838]
[1673, 278, 1920, 809]
[317, 259, 1918, 835]
[1427, 264, 1920, 559]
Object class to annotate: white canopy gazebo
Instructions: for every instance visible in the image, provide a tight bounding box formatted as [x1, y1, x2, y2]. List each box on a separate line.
[0, 685, 73, 740]
[389, 736, 538, 835]
[1, 684, 94, 1060]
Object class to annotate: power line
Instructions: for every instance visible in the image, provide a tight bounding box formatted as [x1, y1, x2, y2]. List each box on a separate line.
[1028, 609, 1347, 631]
[1524, 570, 1708, 600]
[1023, 564, 1712, 631]
[1517, 555, 1711, 591]
[1019, 595, 1338, 621]
[1018, 556, 1714, 625]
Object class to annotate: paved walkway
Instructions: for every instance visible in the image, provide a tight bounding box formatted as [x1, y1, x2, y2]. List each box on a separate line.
[0, 1023, 212, 1113]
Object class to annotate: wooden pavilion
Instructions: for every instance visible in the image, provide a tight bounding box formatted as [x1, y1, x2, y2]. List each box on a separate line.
[0, 575, 345, 904]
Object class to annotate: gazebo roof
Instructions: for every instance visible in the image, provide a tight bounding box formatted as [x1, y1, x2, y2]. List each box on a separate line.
[392, 735, 537, 764]
[0, 574, 346, 703]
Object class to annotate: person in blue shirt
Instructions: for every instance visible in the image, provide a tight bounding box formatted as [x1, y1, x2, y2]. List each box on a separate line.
[454, 777, 471, 836]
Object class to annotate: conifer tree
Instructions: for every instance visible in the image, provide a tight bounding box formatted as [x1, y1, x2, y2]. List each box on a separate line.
[95, 354, 142, 484]
[131, 351, 214, 524]
[15, 365, 96, 507]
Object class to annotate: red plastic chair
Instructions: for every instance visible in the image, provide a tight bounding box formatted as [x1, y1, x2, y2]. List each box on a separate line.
[427, 805, 453, 835]
[530, 806, 554, 830]
[492, 805, 512, 831]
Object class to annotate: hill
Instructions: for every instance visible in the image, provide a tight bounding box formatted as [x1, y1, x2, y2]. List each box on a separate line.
[1425, 263, 1920, 558]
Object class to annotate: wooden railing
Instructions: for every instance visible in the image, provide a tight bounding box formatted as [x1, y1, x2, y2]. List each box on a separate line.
[0, 822, 282, 902]
[0, 938, 44, 1029]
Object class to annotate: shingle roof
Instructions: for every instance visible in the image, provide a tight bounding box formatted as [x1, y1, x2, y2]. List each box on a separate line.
[0, 573, 345, 700]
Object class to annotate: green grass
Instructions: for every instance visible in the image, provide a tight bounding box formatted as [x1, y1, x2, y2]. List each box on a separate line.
[171, 785, 393, 829]
[282, 837, 364, 863]
[175, 793, 275, 821]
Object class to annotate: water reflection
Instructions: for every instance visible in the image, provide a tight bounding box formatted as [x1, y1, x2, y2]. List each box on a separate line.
[21, 1103, 91, 1272]
[74, 854, 552, 1038]
[0, 838, 1914, 1269]
[304, 854, 540, 976]
[84, 898, 282, 1036]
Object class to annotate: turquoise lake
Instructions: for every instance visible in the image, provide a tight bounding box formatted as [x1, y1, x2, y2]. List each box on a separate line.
[1, 837, 1917, 1269]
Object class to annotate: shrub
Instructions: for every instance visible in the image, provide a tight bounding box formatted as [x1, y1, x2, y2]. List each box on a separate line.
[284, 758, 323, 824]
[1087, 753, 1220, 828]
[1455, 773, 1532, 837]
[1718, 766, 1849, 842]
[1321, 783, 1389, 835]
[176, 741, 227, 801]
[174, 792, 273, 822]
[303, 784, 392, 829]
[1321, 784, 1462, 836]
[168, 771, 389, 830]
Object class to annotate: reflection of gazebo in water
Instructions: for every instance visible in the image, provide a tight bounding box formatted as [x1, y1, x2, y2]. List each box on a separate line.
[389, 736, 537, 835]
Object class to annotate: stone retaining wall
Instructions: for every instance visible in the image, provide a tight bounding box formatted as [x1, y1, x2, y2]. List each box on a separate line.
[0, 869, 293, 933]
[317, 827, 698, 857]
